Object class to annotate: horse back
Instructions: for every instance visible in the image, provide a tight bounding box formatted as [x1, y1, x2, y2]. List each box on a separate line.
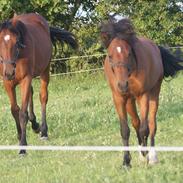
[15, 13, 50, 34]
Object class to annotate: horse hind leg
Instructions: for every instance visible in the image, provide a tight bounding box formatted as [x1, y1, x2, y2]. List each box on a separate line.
[137, 93, 150, 157]
[28, 85, 40, 133]
[39, 68, 49, 140]
[147, 82, 161, 165]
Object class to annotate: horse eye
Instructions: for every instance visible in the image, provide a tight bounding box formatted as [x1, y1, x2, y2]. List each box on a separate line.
[108, 55, 112, 61]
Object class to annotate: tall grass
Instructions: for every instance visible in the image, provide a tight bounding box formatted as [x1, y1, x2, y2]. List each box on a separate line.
[0, 71, 183, 183]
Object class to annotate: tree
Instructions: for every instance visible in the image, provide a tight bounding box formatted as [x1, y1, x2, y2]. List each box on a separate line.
[95, 0, 183, 46]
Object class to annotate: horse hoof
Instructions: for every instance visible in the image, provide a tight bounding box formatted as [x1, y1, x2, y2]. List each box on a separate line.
[32, 123, 40, 133]
[139, 151, 147, 162]
[40, 136, 48, 140]
[148, 157, 159, 165]
[122, 163, 131, 169]
[33, 126, 40, 134]
[147, 149, 159, 165]
[19, 150, 26, 156]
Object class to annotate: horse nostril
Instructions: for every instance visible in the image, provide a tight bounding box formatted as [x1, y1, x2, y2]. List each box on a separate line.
[118, 81, 128, 92]
[126, 81, 128, 87]
[12, 69, 15, 76]
[4, 71, 15, 80]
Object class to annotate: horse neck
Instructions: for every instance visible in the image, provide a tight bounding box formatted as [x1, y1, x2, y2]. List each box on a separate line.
[130, 46, 138, 74]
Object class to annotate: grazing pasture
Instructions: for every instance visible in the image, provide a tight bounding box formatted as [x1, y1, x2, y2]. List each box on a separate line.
[0, 71, 183, 183]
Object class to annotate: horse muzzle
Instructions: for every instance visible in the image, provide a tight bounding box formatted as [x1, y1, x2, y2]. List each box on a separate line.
[117, 81, 128, 93]
[4, 69, 15, 80]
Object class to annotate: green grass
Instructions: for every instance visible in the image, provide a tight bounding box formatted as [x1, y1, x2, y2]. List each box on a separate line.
[0, 71, 183, 183]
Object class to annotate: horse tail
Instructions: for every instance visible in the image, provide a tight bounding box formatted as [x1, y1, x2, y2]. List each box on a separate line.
[158, 46, 183, 77]
[49, 26, 78, 51]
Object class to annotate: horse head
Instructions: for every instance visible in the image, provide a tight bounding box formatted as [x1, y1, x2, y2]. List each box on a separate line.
[0, 19, 26, 80]
[101, 18, 137, 93]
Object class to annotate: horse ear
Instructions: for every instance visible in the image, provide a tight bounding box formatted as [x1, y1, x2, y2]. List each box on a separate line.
[13, 12, 17, 18]
[15, 20, 27, 47]
[100, 32, 111, 48]
[100, 20, 115, 48]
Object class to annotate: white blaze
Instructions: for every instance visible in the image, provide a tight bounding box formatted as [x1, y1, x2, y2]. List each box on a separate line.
[116, 46, 121, 53]
[4, 35, 10, 42]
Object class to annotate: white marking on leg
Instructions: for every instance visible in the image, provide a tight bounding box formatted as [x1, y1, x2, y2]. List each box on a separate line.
[4, 34, 10, 42]
[147, 148, 159, 165]
[116, 46, 121, 53]
[40, 136, 48, 140]
[138, 145, 146, 162]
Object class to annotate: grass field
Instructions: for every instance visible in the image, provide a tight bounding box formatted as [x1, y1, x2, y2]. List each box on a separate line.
[0, 71, 183, 183]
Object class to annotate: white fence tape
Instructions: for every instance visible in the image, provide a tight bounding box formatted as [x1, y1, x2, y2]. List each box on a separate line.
[48, 67, 104, 77]
[52, 46, 183, 62]
[1, 145, 183, 152]
[52, 53, 106, 61]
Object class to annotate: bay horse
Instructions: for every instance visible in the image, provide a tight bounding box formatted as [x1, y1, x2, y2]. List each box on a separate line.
[0, 13, 78, 154]
[100, 18, 183, 167]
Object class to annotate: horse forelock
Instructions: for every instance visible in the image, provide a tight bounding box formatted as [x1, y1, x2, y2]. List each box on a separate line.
[100, 18, 137, 48]
[0, 19, 26, 46]
[0, 21, 14, 33]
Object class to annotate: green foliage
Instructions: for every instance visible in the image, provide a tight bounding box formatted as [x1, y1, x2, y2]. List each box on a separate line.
[119, 0, 183, 46]
[0, 0, 182, 73]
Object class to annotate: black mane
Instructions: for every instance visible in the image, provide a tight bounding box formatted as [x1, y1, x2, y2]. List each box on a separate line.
[0, 20, 26, 46]
[100, 18, 137, 48]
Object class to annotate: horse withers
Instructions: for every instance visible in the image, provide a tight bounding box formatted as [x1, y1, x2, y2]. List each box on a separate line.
[100, 18, 183, 167]
[0, 13, 78, 154]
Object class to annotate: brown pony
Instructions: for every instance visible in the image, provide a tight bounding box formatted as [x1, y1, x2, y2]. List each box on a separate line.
[101, 18, 183, 167]
[0, 13, 77, 154]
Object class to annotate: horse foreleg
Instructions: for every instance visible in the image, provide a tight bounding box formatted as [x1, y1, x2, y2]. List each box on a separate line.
[126, 98, 147, 162]
[28, 85, 40, 133]
[19, 76, 32, 154]
[3, 82, 21, 140]
[113, 94, 131, 167]
[137, 93, 149, 156]
[39, 71, 49, 139]
[126, 98, 141, 145]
